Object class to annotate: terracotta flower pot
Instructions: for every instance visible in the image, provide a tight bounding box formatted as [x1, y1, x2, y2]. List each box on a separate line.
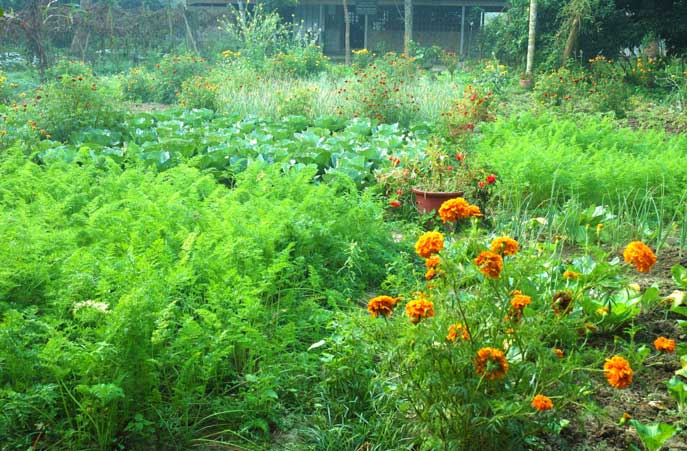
[412, 188, 464, 214]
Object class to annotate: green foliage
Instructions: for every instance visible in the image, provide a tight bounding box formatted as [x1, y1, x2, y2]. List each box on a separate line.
[178, 75, 220, 110]
[0, 145, 398, 449]
[121, 67, 158, 103]
[475, 112, 687, 216]
[153, 54, 209, 104]
[266, 44, 329, 78]
[33, 66, 122, 142]
[275, 84, 318, 119]
[629, 420, 677, 451]
[338, 53, 420, 125]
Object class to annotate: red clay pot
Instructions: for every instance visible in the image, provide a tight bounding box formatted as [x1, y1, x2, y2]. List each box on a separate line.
[412, 188, 464, 214]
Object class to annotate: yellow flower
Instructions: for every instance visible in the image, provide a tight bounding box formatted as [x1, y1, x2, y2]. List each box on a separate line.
[474, 347, 508, 380]
[490, 236, 519, 256]
[653, 336, 676, 353]
[563, 270, 581, 279]
[438, 197, 481, 223]
[473, 251, 503, 279]
[603, 355, 632, 389]
[405, 297, 435, 324]
[623, 241, 656, 273]
[531, 394, 554, 411]
[367, 295, 400, 318]
[446, 323, 470, 342]
[415, 231, 444, 258]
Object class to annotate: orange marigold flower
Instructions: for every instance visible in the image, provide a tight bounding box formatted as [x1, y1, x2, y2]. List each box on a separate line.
[425, 268, 438, 281]
[553, 348, 564, 359]
[446, 323, 470, 342]
[474, 347, 509, 380]
[531, 394, 554, 411]
[563, 270, 581, 279]
[415, 231, 444, 258]
[367, 295, 399, 318]
[490, 236, 519, 256]
[405, 297, 435, 324]
[653, 336, 676, 353]
[425, 256, 441, 269]
[473, 251, 503, 279]
[623, 241, 657, 273]
[511, 294, 531, 309]
[438, 197, 482, 223]
[603, 355, 633, 389]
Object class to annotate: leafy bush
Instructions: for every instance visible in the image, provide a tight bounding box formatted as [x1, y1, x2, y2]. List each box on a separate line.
[33, 68, 122, 142]
[266, 44, 329, 78]
[338, 53, 420, 125]
[275, 84, 318, 118]
[153, 53, 209, 104]
[121, 67, 158, 103]
[178, 75, 220, 110]
[0, 70, 11, 104]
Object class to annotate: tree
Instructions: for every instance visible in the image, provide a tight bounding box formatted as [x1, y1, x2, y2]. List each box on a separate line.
[404, 0, 412, 54]
[526, 0, 536, 74]
[343, 0, 350, 65]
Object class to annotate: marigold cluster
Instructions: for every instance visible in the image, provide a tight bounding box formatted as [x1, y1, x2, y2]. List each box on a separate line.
[405, 297, 435, 324]
[446, 323, 470, 342]
[438, 197, 482, 223]
[474, 347, 509, 380]
[367, 295, 399, 318]
[553, 348, 564, 359]
[531, 394, 554, 411]
[415, 231, 444, 258]
[473, 251, 503, 279]
[653, 336, 676, 353]
[490, 236, 519, 256]
[603, 355, 633, 389]
[623, 241, 657, 273]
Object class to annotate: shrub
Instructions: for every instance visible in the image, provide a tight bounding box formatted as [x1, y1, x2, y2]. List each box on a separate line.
[338, 53, 420, 125]
[275, 84, 317, 118]
[266, 44, 329, 78]
[153, 53, 209, 104]
[0, 70, 11, 104]
[178, 75, 220, 110]
[439, 84, 494, 140]
[121, 67, 158, 103]
[33, 67, 122, 141]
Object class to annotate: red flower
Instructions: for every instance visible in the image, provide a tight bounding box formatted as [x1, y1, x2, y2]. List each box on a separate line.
[486, 174, 497, 184]
[456, 153, 465, 161]
[390, 200, 402, 207]
[478, 181, 485, 188]
[447, 165, 454, 171]
[396, 189, 404, 195]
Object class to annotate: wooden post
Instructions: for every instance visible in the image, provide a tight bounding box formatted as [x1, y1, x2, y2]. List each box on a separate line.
[460, 5, 465, 58]
[404, 0, 412, 54]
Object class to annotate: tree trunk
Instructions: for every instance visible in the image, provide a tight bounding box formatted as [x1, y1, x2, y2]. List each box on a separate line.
[561, 15, 580, 64]
[343, 0, 350, 65]
[525, 0, 537, 75]
[404, 0, 413, 55]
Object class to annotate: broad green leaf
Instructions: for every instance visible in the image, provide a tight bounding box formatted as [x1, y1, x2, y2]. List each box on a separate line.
[666, 376, 687, 410]
[629, 420, 677, 451]
[672, 265, 687, 289]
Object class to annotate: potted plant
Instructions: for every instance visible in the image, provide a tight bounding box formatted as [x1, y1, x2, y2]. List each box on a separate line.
[377, 140, 493, 215]
[519, 73, 534, 89]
